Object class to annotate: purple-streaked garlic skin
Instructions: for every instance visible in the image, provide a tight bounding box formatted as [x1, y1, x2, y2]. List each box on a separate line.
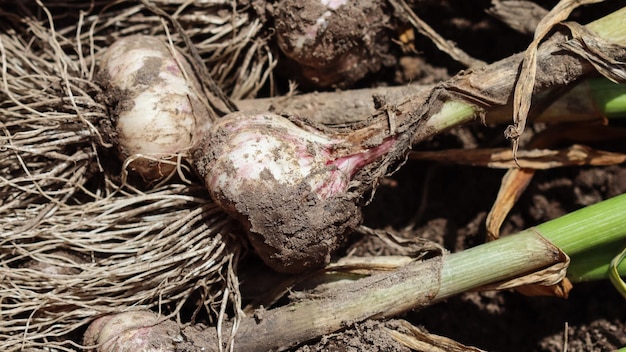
[99, 34, 212, 182]
[192, 112, 395, 273]
[206, 113, 338, 202]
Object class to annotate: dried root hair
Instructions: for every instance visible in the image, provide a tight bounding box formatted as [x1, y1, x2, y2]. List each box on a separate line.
[0, 1, 269, 350]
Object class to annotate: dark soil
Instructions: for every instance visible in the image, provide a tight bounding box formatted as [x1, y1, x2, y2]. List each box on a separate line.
[354, 130, 626, 352]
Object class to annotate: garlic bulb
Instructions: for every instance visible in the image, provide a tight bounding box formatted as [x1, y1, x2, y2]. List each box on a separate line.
[193, 112, 395, 272]
[274, 0, 392, 88]
[98, 35, 212, 182]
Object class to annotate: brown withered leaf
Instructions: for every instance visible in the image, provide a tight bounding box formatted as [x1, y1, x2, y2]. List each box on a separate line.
[561, 21, 626, 83]
[487, 0, 548, 35]
[479, 229, 572, 298]
[506, 0, 606, 159]
[486, 168, 535, 241]
[389, 0, 486, 69]
[409, 144, 626, 169]
[484, 123, 626, 240]
[515, 277, 573, 298]
[386, 320, 486, 352]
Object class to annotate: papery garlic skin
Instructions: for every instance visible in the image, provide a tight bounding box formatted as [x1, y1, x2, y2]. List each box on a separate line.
[206, 113, 340, 202]
[99, 35, 212, 182]
[193, 112, 394, 273]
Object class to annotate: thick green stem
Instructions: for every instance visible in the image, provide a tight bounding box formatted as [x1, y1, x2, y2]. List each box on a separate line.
[228, 231, 560, 352]
[586, 5, 626, 43]
[237, 78, 626, 127]
[440, 192, 626, 298]
[421, 6, 626, 136]
[588, 78, 626, 118]
[537, 192, 626, 255]
[568, 241, 626, 282]
[219, 193, 626, 352]
[437, 230, 561, 298]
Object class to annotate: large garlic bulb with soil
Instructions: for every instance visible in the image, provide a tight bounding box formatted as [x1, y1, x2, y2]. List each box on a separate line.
[274, 0, 393, 88]
[192, 112, 395, 273]
[98, 35, 212, 182]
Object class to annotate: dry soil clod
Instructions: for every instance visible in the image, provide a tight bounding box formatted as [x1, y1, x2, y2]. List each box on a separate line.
[274, 0, 395, 88]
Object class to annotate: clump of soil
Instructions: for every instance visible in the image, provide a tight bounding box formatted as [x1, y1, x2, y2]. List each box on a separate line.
[221, 179, 361, 274]
[295, 320, 411, 352]
[273, 0, 396, 89]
